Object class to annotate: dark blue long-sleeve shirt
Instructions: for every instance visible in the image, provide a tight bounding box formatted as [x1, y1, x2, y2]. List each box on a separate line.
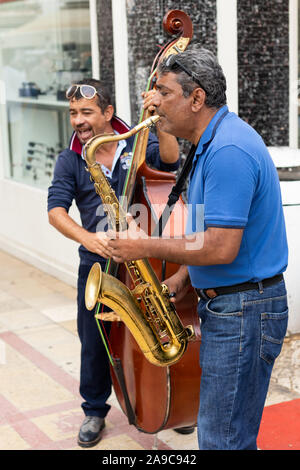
[48, 115, 179, 265]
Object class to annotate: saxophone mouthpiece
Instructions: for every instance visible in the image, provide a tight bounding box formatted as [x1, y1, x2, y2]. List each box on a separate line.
[135, 115, 160, 133]
[149, 115, 160, 125]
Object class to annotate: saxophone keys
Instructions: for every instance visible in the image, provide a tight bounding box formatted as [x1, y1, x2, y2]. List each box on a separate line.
[132, 282, 151, 296]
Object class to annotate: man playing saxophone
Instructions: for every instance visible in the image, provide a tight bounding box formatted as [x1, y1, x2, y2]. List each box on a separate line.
[105, 46, 289, 450]
[47, 78, 180, 447]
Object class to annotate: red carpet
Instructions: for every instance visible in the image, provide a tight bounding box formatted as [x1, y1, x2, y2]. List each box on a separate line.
[257, 399, 300, 450]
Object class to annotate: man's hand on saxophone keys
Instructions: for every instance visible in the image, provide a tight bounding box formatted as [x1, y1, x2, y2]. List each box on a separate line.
[107, 213, 149, 263]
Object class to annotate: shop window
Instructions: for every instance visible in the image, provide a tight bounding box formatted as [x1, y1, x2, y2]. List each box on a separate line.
[299, 0, 300, 148]
[0, 0, 92, 189]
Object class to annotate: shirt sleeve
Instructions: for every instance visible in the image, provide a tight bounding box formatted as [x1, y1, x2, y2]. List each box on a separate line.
[145, 131, 180, 171]
[203, 145, 259, 228]
[47, 151, 77, 212]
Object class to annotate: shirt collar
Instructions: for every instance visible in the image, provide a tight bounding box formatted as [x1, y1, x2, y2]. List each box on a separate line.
[79, 129, 126, 179]
[69, 114, 131, 157]
[195, 105, 229, 156]
[108, 136, 126, 176]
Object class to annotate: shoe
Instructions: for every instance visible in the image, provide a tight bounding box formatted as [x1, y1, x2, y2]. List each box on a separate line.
[174, 425, 195, 435]
[77, 416, 105, 448]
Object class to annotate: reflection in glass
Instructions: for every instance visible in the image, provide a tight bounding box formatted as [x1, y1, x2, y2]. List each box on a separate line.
[299, 0, 300, 147]
[0, 0, 92, 189]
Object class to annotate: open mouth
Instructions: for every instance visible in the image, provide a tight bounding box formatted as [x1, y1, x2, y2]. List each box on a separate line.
[76, 128, 93, 141]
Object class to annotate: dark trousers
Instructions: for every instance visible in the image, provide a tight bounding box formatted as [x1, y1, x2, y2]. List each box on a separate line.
[77, 263, 112, 418]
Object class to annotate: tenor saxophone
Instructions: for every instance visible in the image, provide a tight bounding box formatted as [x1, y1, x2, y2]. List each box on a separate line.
[83, 115, 194, 367]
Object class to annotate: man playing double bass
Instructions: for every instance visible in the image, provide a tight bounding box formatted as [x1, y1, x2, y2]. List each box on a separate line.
[47, 78, 193, 447]
[105, 46, 289, 450]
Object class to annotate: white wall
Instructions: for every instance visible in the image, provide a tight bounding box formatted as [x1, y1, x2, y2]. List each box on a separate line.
[111, 0, 131, 124]
[0, 179, 80, 287]
[282, 203, 300, 334]
[269, 148, 300, 334]
[289, 0, 298, 148]
[217, 0, 238, 114]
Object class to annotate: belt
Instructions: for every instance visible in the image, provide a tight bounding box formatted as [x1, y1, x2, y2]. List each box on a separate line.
[195, 274, 283, 301]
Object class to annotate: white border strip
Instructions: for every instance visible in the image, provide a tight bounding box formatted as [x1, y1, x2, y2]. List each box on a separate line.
[289, 0, 298, 148]
[0, 233, 77, 287]
[111, 0, 131, 124]
[89, 0, 100, 79]
[216, 0, 238, 114]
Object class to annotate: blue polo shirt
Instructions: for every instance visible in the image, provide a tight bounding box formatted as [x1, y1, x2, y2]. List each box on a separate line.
[186, 105, 288, 289]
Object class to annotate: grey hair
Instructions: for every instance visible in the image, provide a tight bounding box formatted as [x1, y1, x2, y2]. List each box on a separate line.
[158, 45, 227, 109]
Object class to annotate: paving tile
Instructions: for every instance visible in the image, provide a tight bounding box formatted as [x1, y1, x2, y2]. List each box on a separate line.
[92, 433, 145, 450]
[158, 428, 198, 450]
[40, 302, 77, 323]
[0, 294, 31, 314]
[0, 308, 51, 332]
[31, 408, 82, 442]
[0, 265, 39, 282]
[268, 338, 300, 402]
[28, 271, 76, 296]
[60, 319, 78, 336]
[17, 323, 81, 378]
[21, 291, 76, 312]
[4, 277, 56, 301]
[0, 344, 76, 411]
[265, 383, 300, 407]
[0, 424, 31, 450]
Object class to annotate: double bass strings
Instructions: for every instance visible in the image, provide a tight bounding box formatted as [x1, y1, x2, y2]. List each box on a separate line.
[94, 301, 115, 367]
[92, 25, 190, 370]
[93, 70, 158, 364]
[122, 69, 156, 201]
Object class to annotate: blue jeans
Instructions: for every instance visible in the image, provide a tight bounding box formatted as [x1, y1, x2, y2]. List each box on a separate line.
[197, 280, 288, 450]
[77, 263, 112, 418]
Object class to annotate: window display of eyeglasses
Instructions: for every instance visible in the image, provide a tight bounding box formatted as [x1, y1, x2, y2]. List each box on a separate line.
[0, 0, 92, 189]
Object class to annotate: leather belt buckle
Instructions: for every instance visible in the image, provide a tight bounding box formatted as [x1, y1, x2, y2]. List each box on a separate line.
[205, 289, 218, 299]
[196, 288, 218, 300]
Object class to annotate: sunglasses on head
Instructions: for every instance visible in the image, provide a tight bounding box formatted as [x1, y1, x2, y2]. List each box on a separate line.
[66, 84, 99, 100]
[164, 55, 208, 94]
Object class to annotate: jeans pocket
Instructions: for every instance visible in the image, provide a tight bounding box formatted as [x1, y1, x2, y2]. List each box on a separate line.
[205, 294, 242, 316]
[260, 308, 288, 364]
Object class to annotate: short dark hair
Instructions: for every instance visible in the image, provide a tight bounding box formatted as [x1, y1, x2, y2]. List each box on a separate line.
[71, 78, 112, 113]
[158, 45, 227, 109]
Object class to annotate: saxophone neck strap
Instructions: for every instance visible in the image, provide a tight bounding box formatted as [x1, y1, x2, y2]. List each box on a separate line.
[152, 108, 229, 238]
[151, 142, 196, 238]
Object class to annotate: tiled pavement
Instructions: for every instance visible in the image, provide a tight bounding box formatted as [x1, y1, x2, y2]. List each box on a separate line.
[0, 249, 299, 451]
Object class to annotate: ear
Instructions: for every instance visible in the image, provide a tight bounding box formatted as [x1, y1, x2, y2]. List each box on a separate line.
[191, 88, 206, 112]
[104, 104, 114, 121]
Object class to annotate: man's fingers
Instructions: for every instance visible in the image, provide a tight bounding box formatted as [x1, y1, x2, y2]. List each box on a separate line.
[126, 212, 134, 225]
[107, 229, 117, 239]
[112, 255, 123, 263]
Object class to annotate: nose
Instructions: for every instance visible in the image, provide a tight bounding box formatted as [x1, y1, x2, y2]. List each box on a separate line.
[151, 90, 161, 109]
[72, 112, 85, 128]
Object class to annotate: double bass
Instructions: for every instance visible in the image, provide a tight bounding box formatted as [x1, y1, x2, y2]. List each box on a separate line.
[85, 10, 201, 435]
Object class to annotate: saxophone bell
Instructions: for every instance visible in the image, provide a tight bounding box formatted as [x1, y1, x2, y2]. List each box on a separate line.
[85, 262, 102, 311]
[85, 262, 194, 367]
